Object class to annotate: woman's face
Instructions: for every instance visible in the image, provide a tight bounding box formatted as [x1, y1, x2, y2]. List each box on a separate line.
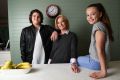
[86, 7, 101, 24]
[57, 17, 67, 30]
[32, 12, 41, 25]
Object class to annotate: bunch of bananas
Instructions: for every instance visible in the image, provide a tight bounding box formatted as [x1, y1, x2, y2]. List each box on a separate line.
[0, 61, 32, 70]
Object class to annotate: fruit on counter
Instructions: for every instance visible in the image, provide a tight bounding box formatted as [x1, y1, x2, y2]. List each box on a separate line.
[4, 60, 13, 65]
[0, 61, 32, 70]
[16, 62, 32, 69]
[12, 64, 17, 69]
[1, 61, 13, 70]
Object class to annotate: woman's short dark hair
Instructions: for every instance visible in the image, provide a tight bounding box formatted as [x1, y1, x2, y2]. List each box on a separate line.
[29, 9, 43, 23]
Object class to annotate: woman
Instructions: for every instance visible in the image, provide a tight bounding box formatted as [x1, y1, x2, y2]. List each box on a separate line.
[48, 15, 80, 73]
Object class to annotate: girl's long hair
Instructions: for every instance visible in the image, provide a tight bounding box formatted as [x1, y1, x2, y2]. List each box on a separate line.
[87, 3, 114, 41]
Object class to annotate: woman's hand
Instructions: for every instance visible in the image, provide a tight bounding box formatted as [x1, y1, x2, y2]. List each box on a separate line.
[71, 63, 80, 73]
[50, 31, 58, 41]
[89, 70, 107, 79]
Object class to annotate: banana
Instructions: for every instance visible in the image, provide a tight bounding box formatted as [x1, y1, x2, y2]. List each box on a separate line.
[0, 61, 13, 70]
[1, 65, 13, 70]
[16, 62, 31, 69]
[4, 61, 13, 66]
[16, 65, 31, 69]
[12, 64, 17, 69]
[16, 62, 30, 67]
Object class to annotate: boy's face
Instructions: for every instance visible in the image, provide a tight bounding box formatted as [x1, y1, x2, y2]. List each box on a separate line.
[32, 12, 41, 25]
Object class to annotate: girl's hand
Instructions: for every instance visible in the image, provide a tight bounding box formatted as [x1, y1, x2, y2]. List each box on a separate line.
[89, 71, 107, 79]
[71, 63, 80, 73]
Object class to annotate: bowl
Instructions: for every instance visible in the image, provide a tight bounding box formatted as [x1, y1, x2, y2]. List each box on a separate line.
[0, 68, 32, 75]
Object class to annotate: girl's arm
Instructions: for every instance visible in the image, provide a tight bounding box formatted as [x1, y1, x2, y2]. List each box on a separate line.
[90, 30, 107, 79]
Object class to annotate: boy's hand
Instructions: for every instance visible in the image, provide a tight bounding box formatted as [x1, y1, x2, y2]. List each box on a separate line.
[50, 31, 58, 41]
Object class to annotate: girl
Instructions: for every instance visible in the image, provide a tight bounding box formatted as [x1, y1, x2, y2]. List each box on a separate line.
[77, 3, 114, 79]
[48, 15, 80, 73]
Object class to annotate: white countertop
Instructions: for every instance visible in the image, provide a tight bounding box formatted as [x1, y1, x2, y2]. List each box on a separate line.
[0, 61, 120, 80]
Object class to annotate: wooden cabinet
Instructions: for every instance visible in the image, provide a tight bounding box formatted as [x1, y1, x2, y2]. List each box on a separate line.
[0, 0, 8, 27]
[0, 0, 8, 17]
[0, 0, 9, 48]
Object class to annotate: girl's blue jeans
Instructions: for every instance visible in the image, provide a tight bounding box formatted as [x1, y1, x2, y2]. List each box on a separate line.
[77, 55, 100, 70]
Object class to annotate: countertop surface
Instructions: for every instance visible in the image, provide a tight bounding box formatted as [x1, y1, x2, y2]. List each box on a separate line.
[0, 61, 120, 80]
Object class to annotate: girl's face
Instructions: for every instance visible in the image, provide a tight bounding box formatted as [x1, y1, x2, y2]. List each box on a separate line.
[86, 7, 102, 24]
[57, 17, 67, 30]
[32, 12, 41, 25]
